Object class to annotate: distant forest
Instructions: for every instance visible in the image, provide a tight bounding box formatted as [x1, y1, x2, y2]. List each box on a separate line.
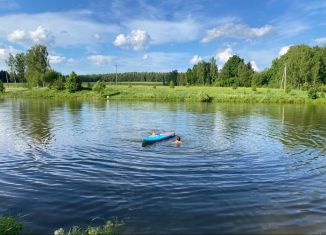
[1, 44, 326, 89]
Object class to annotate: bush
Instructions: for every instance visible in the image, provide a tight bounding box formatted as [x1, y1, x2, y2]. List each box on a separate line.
[232, 83, 238, 89]
[92, 81, 106, 93]
[308, 87, 318, 99]
[197, 91, 211, 102]
[0, 81, 5, 93]
[65, 71, 81, 93]
[320, 92, 325, 98]
[0, 215, 23, 235]
[317, 85, 326, 92]
[169, 80, 174, 88]
[301, 82, 309, 91]
[54, 219, 124, 235]
[251, 85, 257, 91]
[51, 77, 65, 90]
[285, 85, 292, 94]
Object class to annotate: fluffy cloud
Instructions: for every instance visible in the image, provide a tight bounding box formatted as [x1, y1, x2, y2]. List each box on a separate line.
[250, 60, 259, 71]
[314, 37, 326, 45]
[48, 55, 66, 65]
[8, 26, 55, 46]
[202, 23, 274, 43]
[0, 46, 16, 60]
[0, 11, 119, 47]
[278, 45, 291, 57]
[216, 46, 234, 64]
[87, 54, 114, 66]
[189, 55, 203, 64]
[113, 29, 151, 51]
[124, 18, 201, 44]
[142, 53, 150, 60]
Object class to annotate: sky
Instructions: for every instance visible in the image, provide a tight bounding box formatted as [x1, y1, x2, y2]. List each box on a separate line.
[0, 0, 326, 74]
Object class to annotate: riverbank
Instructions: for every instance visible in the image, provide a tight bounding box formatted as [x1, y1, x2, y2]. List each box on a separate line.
[1, 85, 326, 104]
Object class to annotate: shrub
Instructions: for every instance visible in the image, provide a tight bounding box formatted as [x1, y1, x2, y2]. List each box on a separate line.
[169, 80, 174, 88]
[54, 219, 124, 235]
[65, 71, 81, 92]
[251, 85, 257, 91]
[301, 82, 309, 91]
[197, 91, 211, 102]
[51, 77, 65, 90]
[317, 85, 326, 92]
[285, 85, 292, 94]
[320, 92, 325, 98]
[307, 87, 318, 99]
[92, 80, 106, 93]
[0, 215, 23, 235]
[0, 81, 5, 93]
[232, 83, 238, 89]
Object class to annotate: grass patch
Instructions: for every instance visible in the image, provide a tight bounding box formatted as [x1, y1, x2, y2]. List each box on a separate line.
[1, 85, 326, 104]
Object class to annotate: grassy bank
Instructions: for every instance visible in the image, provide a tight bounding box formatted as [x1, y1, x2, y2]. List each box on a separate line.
[1, 85, 326, 104]
[0, 215, 123, 235]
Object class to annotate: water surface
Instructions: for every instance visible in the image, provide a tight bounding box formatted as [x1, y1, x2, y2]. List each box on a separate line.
[0, 99, 325, 234]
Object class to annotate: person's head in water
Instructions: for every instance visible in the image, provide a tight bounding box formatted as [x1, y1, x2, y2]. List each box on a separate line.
[173, 135, 182, 144]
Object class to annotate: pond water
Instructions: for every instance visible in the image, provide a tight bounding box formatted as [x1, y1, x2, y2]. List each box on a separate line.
[0, 99, 325, 234]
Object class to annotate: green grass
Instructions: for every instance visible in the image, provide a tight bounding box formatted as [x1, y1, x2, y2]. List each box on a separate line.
[0, 215, 23, 235]
[1, 85, 326, 104]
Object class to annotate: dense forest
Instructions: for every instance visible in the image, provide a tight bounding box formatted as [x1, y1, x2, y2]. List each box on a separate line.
[1, 44, 326, 89]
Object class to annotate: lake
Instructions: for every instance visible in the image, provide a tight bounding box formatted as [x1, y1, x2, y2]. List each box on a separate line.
[0, 99, 325, 234]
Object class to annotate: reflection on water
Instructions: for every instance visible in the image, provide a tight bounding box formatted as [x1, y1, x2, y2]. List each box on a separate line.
[0, 99, 325, 234]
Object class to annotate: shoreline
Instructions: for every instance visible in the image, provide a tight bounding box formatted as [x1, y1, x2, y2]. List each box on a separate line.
[1, 85, 326, 104]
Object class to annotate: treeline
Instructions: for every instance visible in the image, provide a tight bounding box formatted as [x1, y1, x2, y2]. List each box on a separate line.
[0, 44, 83, 92]
[1, 44, 326, 90]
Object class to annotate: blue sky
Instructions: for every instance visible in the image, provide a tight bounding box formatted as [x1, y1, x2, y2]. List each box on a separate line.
[0, 0, 326, 74]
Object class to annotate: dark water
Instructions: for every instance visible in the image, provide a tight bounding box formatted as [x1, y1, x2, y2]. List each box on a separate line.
[0, 99, 325, 234]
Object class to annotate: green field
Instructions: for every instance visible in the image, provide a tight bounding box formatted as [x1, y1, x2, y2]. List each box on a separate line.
[1, 84, 326, 104]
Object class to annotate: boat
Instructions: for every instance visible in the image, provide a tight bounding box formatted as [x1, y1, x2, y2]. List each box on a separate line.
[142, 131, 175, 146]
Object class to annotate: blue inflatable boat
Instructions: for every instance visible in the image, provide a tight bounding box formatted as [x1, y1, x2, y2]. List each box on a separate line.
[142, 131, 175, 146]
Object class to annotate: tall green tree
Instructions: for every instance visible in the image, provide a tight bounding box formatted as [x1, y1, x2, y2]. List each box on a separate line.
[65, 71, 81, 92]
[209, 57, 218, 85]
[6, 53, 16, 83]
[14, 53, 26, 82]
[25, 44, 49, 87]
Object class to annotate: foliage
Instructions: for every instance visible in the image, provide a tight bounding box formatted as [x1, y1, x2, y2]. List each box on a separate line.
[285, 85, 292, 94]
[0, 215, 23, 235]
[307, 87, 318, 99]
[169, 80, 174, 88]
[6, 53, 17, 83]
[0, 80, 5, 93]
[51, 76, 66, 90]
[92, 80, 106, 93]
[15, 53, 26, 82]
[54, 219, 124, 235]
[197, 91, 211, 102]
[44, 69, 62, 86]
[252, 84, 257, 91]
[65, 71, 81, 92]
[25, 44, 49, 87]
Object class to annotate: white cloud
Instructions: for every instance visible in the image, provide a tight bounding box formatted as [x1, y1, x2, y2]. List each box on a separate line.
[113, 29, 151, 51]
[67, 58, 75, 64]
[216, 46, 234, 64]
[124, 18, 201, 44]
[189, 55, 203, 64]
[202, 23, 274, 43]
[49, 55, 66, 65]
[8, 29, 26, 42]
[142, 53, 150, 60]
[0, 11, 120, 47]
[314, 37, 326, 45]
[279, 45, 291, 57]
[250, 60, 259, 71]
[93, 33, 100, 40]
[8, 26, 55, 46]
[87, 54, 114, 66]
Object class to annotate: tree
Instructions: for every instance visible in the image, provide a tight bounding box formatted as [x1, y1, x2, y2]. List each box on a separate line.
[25, 44, 49, 87]
[44, 69, 61, 86]
[167, 70, 178, 85]
[6, 53, 16, 83]
[15, 53, 25, 82]
[65, 71, 81, 92]
[237, 62, 254, 87]
[92, 80, 106, 93]
[209, 57, 218, 85]
[0, 80, 4, 93]
[219, 55, 243, 80]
